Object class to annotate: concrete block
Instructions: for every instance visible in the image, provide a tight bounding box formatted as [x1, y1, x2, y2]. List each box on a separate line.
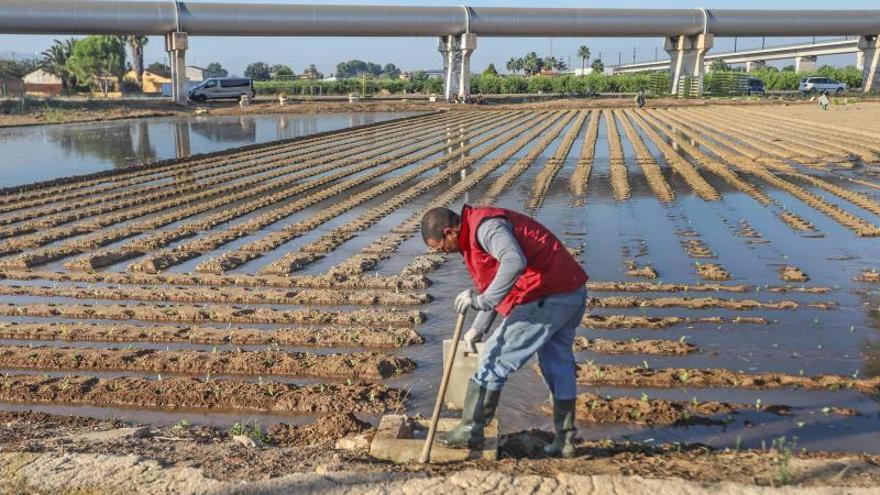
[369, 414, 498, 464]
[442, 339, 484, 410]
[335, 433, 371, 451]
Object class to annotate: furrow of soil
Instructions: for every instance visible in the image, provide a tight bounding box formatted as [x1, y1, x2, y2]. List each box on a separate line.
[696, 263, 731, 281]
[236, 111, 547, 276]
[575, 363, 880, 394]
[569, 109, 600, 204]
[589, 296, 802, 310]
[625, 261, 658, 279]
[627, 110, 719, 200]
[0, 284, 429, 306]
[0, 345, 415, 380]
[0, 269, 430, 290]
[526, 110, 588, 210]
[731, 106, 880, 153]
[309, 110, 570, 278]
[0, 113, 455, 233]
[542, 393, 795, 426]
[0, 112, 445, 213]
[0, 303, 424, 327]
[582, 314, 769, 329]
[640, 110, 773, 206]
[0, 373, 405, 413]
[573, 336, 698, 355]
[48, 113, 506, 271]
[162, 112, 525, 274]
[0, 321, 424, 348]
[780, 265, 810, 282]
[615, 110, 674, 202]
[481, 111, 578, 203]
[605, 110, 630, 201]
[856, 270, 880, 282]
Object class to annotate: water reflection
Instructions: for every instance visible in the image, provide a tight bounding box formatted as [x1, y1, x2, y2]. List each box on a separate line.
[0, 112, 417, 187]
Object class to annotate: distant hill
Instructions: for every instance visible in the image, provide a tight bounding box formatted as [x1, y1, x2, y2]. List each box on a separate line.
[0, 51, 39, 61]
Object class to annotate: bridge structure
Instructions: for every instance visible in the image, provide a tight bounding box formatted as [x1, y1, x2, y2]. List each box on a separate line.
[613, 38, 862, 74]
[1, 1, 879, 103]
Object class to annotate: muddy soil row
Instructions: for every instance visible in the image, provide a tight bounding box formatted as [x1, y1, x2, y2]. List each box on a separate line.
[150, 112, 523, 275]
[696, 263, 731, 281]
[585, 281, 829, 293]
[625, 261, 659, 279]
[0, 112, 445, 213]
[573, 336, 698, 355]
[0, 373, 404, 413]
[615, 110, 674, 202]
[652, 108, 880, 235]
[0, 269, 430, 290]
[0, 345, 415, 380]
[733, 106, 880, 153]
[0, 303, 424, 327]
[0, 321, 424, 348]
[626, 111, 719, 201]
[856, 270, 880, 282]
[0, 284, 429, 306]
[0, 113, 455, 231]
[780, 265, 810, 282]
[604, 110, 631, 201]
[526, 111, 589, 211]
[543, 393, 799, 427]
[35, 114, 505, 271]
[193, 111, 528, 274]
[582, 314, 768, 329]
[336, 110, 575, 280]
[575, 363, 880, 394]
[589, 296, 804, 310]
[569, 110, 601, 204]
[240, 111, 548, 276]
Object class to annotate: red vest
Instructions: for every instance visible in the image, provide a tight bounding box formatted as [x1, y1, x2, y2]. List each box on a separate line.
[458, 205, 588, 316]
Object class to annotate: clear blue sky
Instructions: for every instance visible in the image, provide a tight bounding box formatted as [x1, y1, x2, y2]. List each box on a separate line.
[1, 0, 874, 75]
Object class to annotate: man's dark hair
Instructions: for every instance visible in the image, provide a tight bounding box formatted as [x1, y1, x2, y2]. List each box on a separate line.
[420, 207, 460, 243]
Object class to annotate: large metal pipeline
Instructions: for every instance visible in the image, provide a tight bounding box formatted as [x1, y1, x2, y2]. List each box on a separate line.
[0, 1, 878, 37]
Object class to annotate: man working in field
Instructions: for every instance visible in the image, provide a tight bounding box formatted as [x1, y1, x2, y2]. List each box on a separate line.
[420, 205, 588, 458]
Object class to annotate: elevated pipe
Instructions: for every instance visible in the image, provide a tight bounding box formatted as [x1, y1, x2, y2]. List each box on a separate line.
[0, 1, 878, 37]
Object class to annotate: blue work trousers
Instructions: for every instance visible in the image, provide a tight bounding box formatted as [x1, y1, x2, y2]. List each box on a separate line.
[473, 287, 587, 400]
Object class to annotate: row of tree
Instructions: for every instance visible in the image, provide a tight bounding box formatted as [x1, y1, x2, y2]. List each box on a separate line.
[502, 46, 604, 76]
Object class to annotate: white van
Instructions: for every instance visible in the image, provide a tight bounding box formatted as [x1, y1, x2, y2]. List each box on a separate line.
[187, 78, 255, 102]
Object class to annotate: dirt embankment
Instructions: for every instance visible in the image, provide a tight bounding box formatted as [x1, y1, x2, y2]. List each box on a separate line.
[0, 345, 415, 380]
[542, 393, 798, 427]
[576, 363, 880, 394]
[0, 321, 424, 348]
[0, 269, 430, 290]
[0, 302, 424, 327]
[582, 314, 769, 330]
[573, 336, 698, 355]
[0, 284, 429, 306]
[268, 412, 372, 447]
[0, 373, 405, 413]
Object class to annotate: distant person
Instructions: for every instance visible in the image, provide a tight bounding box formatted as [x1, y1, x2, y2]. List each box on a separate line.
[635, 89, 646, 109]
[239, 93, 251, 109]
[818, 90, 829, 111]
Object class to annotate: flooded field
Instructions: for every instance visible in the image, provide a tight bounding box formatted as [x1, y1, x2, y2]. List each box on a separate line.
[0, 112, 414, 187]
[0, 105, 878, 456]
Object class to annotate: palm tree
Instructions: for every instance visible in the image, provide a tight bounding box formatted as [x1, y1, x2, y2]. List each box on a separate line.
[123, 35, 149, 89]
[577, 45, 591, 75]
[41, 38, 78, 90]
[506, 57, 518, 75]
[522, 52, 542, 76]
[515, 58, 524, 75]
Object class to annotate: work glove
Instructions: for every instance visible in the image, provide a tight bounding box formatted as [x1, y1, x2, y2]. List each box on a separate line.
[454, 288, 485, 314]
[462, 327, 483, 355]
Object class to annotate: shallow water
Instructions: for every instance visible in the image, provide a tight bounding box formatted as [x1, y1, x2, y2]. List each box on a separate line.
[0, 112, 417, 187]
[0, 108, 878, 454]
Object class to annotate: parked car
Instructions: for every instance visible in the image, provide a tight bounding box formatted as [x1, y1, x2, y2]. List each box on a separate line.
[747, 77, 765, 96]
[188, 77, 255, 102]
[798, 77, 846, 95]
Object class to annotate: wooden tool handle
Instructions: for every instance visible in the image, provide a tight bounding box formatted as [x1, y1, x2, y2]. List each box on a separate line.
[418, 310, 467, 463]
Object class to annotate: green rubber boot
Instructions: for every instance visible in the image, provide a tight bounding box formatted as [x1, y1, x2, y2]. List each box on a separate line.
[543, 398, 577, 458]
[439, 379, 500, 449]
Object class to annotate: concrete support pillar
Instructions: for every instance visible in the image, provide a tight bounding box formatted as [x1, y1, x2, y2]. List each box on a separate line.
[795, 55, 817, 73]
[165, 31, 189, 106]
[438, 33, 477, 101]
[665, 33, 713, 97]
[858, 35, 880, 93]
[745, 60, 765, 72]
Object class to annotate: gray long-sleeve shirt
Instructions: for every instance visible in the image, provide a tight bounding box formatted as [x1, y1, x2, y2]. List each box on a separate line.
[470, 217, 527, 335]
